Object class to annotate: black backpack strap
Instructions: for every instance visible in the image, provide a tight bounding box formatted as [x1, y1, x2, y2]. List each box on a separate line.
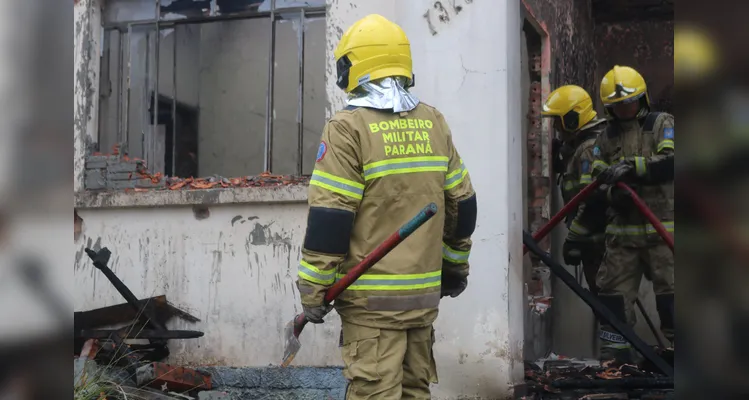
[579, 129, 599, 143]
[642, 112, 662, 133]
[606, 122, 618, 138]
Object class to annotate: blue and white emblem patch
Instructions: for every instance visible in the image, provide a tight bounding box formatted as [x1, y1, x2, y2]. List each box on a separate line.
[664, 127, 674, 139]
[316, 141, 328, 162]
[593, 146, 601, 156]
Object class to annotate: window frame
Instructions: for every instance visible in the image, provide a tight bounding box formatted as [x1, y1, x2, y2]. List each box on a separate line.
[86, 0, 326, 207]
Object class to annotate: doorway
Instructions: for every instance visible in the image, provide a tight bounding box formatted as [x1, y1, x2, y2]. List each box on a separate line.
[521, 11, 553, 361]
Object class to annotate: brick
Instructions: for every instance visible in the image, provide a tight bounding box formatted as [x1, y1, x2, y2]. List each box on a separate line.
[107, 171, 138, 181]
[108, 179, 135, 190]
[261, 367, 346, 390]
[107, 157, 126, 165]
[327, 388, 346, 400]
[85, 170, 106, 190]
[205, 389, 335, 400]
[87, 154, 117, 162]
[201, 366, 261, 389]
[107, 161, 140, 173]
[136, 362, 211, 392]
[85, 160, 107, 169]
[274, 389, 339, 400]
[106, 171, 136, 181]
[135, 179, 165, 189]
[198, 391, 232, 400]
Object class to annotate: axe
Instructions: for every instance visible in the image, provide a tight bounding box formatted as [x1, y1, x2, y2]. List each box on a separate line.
[281, 202, 439, 367]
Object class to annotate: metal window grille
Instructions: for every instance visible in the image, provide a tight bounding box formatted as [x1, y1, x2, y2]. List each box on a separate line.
[98, 0, 326, 177]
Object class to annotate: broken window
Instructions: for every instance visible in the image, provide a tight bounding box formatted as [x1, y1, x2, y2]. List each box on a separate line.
[96, 0, 326, 189]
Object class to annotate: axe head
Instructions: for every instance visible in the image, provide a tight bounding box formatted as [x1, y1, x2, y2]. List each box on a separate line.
[281, 313, 306, 367]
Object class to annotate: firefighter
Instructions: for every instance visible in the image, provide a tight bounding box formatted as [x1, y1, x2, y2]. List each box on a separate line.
[591, 65, 675, 363]
[295, 14, 477, 399]
[542, 85, 608, 295]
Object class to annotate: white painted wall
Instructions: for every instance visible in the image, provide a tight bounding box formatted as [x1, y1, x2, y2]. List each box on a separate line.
[75, 201, 347, 367]
[75, 0, 525, 398]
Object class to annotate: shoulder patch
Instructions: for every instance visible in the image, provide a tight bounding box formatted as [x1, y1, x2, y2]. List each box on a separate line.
[663, 127, 674, 139]
[316, 141, 328, 162]
[581, 160, 590, 174]
[593, 146, 601, 156]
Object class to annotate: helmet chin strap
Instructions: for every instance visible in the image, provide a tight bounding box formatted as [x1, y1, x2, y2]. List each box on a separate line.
[607, 104, 649, 122]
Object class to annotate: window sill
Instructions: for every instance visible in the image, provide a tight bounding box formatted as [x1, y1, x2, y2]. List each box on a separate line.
[74, 184, 310, 209]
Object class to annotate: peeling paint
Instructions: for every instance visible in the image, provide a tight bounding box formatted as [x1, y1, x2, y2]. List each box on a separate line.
[193, 205, 211, 220]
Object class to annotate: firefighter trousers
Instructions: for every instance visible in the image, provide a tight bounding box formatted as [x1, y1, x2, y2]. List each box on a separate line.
[596, 242, 675, 360]
[340, 321, 438, 400]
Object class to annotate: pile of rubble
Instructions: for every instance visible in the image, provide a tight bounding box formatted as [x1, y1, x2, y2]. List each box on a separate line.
[522, 353, 674, 400]
[74, 246, 215, 399]
[84, 145, 309, 191]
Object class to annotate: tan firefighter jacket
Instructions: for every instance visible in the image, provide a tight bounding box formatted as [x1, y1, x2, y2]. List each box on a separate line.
[561, 119, 608, 240]
[590, 112, 675, 247]
[296, 103, 477, 329]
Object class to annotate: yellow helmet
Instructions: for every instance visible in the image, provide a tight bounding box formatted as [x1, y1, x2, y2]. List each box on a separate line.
[600, 65, 650, 116]
[334, 14, 414, 93]
[675, 26, 718, 84]
[541, 85, 597, 132]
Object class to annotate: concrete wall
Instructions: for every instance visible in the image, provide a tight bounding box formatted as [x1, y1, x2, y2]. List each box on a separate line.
[75, 0, 526, 398]
[595, 20, 674, 113]
[74, 200, 347, 366]
[523, 0, 598, 99]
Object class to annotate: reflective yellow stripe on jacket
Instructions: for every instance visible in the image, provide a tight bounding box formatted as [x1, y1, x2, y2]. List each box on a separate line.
[657, 139, 674, 153]
[580, 174, 593, 184]
[363, 156, 448, 181]
[298, 260, 336, 285]
[592, 160, 610, 175]
[442, 243, 470, 264]
[570, 220, 591, 236]
[633, 156, 647, 176]
[310, 170, 364, 200]
[605, 221, 674, 236]
[336, 270, 442, 291]
[444, 160, 468, 190]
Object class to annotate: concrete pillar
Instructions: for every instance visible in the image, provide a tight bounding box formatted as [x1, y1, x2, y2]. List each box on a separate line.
[326, 0, 525, 397]
[74, 0, 101, 193]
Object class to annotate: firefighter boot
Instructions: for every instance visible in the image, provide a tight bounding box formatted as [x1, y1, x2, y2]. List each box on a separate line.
[598, 294, 636, 365]
[655, 293, 675, 348]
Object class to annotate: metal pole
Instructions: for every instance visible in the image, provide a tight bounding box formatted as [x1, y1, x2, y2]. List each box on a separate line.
[523, 230, 674, 378]
[117, 31, 124, 146]
[263, 0, 277, 172]
[171, 26, 177, 176]
[102, 7, 326, 30]
[152, 0, 161, 169]
[296, 10, 306, 176]
[636, 298, 667, 349]
[125, 24, 133, 151]
[143, 30, 150, 160]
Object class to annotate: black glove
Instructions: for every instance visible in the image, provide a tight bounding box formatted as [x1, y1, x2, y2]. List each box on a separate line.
[302, 304, 333, 324]
[639, 154, 675, 185]
[608, 185, 635, 212]
[562, 238, 584, 266]
[441, 271, 467, 298]
[599, 159, 635, 184]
